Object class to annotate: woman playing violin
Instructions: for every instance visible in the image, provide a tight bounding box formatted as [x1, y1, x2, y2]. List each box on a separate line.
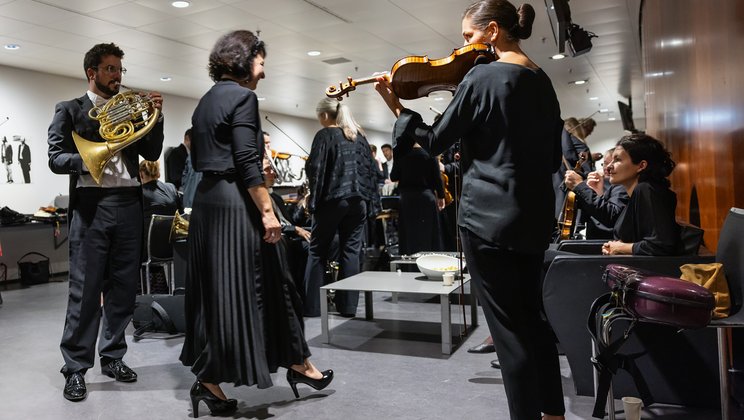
[375, 1, 565, 419]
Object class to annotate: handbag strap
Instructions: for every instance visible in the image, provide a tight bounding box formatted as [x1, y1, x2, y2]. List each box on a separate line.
[17, 252, 50, 264]
[587, 293, 654, 418]
[133, 299, 182, 341]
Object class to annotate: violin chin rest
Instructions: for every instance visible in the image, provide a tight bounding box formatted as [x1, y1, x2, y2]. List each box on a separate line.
[474, 54, 492, 66]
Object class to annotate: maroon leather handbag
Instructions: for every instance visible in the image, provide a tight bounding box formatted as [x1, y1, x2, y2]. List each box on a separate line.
[603, 264, 715, 329]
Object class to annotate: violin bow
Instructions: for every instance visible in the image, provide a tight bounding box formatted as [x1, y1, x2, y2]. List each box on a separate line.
[264, 116, 310, 156]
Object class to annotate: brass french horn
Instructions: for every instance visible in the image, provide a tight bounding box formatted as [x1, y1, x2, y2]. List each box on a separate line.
[169, 211, 189, 242]
[72, 89, 161, 184]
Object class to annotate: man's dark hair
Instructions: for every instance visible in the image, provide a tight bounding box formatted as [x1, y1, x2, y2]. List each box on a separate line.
[185, 128, 192, 138]
[381, 143, 393, 150]
[83, 43, 124, 79]
[208, 30, 266, 82]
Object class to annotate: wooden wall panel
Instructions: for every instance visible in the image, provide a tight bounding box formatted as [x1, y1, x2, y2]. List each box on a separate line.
[643, 0, 744, 251]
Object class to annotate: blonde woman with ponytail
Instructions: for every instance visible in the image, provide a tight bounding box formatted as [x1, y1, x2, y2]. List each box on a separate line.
[303, 97, 375, 317]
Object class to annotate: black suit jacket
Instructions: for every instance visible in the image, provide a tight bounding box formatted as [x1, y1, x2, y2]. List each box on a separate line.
[18, 143, 30, 164]
[164, 143, 188, 188]
[47, 94, 164, 212]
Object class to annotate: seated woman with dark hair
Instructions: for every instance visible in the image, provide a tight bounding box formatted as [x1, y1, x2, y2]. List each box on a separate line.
[601, 133, 682, 256]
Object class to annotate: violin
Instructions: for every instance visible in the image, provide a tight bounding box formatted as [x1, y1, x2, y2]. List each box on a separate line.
[326, 43, 496, 100]
[270, 149, 307, 161]
[557, 153, 588, 241]
[437, 155, 454, 207]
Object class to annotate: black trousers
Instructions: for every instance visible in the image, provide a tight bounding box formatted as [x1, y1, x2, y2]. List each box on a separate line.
[60, 188, 142, 375]
[304, 197, 366, 316]
[460, 228, 565, 419]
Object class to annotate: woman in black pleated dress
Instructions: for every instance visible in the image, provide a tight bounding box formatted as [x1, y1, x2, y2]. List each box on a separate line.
[179, 30, 333, 418]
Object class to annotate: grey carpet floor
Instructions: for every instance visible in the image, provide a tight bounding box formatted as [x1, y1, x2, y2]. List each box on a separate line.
[0, 279, 728, 420]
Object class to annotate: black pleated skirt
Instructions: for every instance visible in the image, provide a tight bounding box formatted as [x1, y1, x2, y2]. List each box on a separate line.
[179, 175, 310, 388]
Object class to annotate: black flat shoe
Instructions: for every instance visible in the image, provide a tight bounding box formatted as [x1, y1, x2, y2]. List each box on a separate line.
[190, 381, 237, 418]
[491, 359, 501, 369]
[63, 372, 87, 402]
[467, 343, 496, 353]
[286, 368, 334, 398]
[101, 359, 137, 382]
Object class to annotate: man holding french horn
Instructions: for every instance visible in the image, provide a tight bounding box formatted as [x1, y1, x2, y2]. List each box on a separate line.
[47, 42, 164, 402]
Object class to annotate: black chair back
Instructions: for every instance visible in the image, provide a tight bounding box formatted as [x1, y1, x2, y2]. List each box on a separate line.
[716, 207, 744, 312]
[148, 215, 174, 262]
[679, 222, 705, 255]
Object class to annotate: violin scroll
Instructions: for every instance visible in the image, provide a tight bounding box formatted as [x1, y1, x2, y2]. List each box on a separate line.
[326, 74, 390, 100]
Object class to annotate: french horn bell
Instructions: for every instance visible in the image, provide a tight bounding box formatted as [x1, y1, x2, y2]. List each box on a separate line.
[72, 89, 160, 184]
[169, 211, 189, 242]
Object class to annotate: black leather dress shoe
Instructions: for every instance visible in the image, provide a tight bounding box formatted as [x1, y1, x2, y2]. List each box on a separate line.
[467, 342, 496, 353]
[490, 359, 501, 369]
[63, 372, 87, 401]
[101, 359, 137, 382]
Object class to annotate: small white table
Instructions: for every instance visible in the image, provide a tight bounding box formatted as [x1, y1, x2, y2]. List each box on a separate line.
[320, 271, 478, 354]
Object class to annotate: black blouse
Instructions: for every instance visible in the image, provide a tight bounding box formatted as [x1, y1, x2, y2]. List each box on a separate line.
[393, 62, 563, 253]
[613, 181, 682, 255]
[190, 80, 264, 188]
[390, 147, 444, 197]
[305, 127, 375, 213]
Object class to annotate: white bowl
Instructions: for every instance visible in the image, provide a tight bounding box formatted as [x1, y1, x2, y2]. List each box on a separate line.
[415, 254, 466, 280]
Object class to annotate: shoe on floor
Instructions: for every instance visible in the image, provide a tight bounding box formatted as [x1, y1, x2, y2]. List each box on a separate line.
[63, 372, 87, 401]
[101, 359, 137, 382]
[467, 343, 496, 353]
[490, 359, 501, 369]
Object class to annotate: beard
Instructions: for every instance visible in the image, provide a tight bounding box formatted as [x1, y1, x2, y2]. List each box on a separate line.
[95, 78, 120, 98]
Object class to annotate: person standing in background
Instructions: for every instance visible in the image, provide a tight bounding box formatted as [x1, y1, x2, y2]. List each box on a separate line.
[18, 137, 31, 183]
[303, 97, 375, 318]
[180, 128, 202, 208]
[47, 42, 164, 402]
[165, 130, 189, 190]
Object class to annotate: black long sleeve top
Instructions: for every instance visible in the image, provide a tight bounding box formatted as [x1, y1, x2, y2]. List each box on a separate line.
[305, 127, 375, 214]
[392, 62, 562, 253]
[190, 80, 264, 189]
[390, 147, 444, 197]
[613, 181, 682, 256]
[574, 180, 629, 234]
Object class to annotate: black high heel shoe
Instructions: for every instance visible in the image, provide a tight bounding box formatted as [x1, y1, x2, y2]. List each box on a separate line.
[189, 381, 238, 418]
[286, 368, 334, 398]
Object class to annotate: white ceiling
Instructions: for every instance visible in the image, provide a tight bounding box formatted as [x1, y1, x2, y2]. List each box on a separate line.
[0, 0, 644, 132]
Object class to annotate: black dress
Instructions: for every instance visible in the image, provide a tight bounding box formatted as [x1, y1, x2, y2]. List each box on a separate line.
[390, 147, 444, 254]
[179, 80, 309, 388]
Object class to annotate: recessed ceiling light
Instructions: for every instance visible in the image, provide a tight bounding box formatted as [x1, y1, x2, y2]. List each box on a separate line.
[599, 108, 609, 113]
[307, 50, 321, 57]
[160, 76, 172, 81]
[550, 54, 565, 60]
[608, 117, 617, 121]
[589, 96, 599, 101]
[434, 97, 444, 101]
[4, 44, 20, 50]
[171, 1, 190, 8]
[570, 79, 587, 85]
[257, 97, 266, 101]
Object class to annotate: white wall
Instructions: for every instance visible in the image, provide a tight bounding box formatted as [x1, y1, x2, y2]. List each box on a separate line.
[0, 64, 393, 214]
[584, 118, 647, 167]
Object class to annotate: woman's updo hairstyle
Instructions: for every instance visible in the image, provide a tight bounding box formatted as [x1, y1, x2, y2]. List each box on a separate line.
[617, 133, 676, 187]
[463, 0, 536, 42]
[208, 30, 266, 83]
[138, 160, 160, 179]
